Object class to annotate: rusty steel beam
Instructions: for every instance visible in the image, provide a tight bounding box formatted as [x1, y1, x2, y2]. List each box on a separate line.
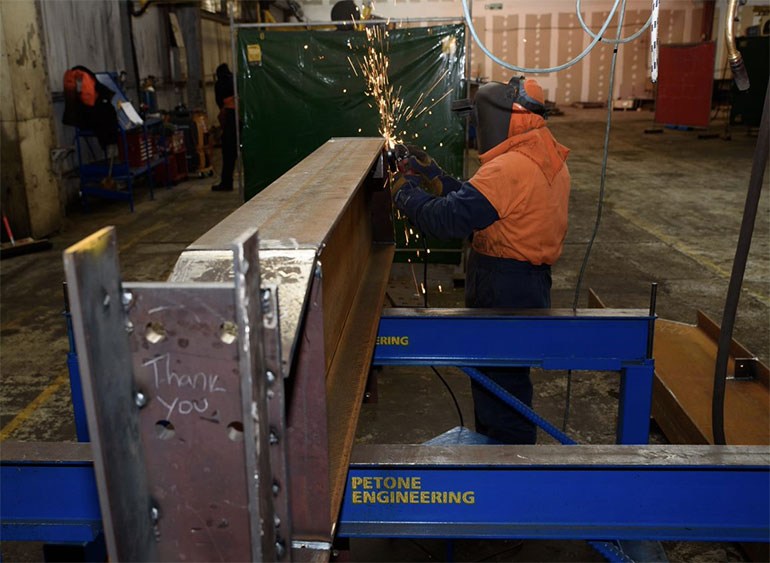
[587, 289, 769, 446]
[170, 137, 394, 548]
[653, 312, 769, 446]
[62, 138, 393, 560]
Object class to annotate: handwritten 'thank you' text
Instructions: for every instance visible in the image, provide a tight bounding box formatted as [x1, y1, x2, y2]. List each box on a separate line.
[142, 354, 227, 419]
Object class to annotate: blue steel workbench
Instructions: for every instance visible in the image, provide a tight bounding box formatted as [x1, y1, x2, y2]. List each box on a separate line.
[2, 308, 769, 558]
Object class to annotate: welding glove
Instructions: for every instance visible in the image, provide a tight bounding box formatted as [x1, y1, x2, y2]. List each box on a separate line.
[404, 145, 444, 180]
[391, 172, 433, 217]
[390, 171, 423, 198]
[401, 145, 460, 197]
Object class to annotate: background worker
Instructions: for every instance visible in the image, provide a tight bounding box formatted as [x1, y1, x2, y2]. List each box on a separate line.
[212, 63, 236, 192]
[391, 77, 570, 444]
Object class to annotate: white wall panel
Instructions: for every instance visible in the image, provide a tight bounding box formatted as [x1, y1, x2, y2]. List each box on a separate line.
[301, 0, 700, 104]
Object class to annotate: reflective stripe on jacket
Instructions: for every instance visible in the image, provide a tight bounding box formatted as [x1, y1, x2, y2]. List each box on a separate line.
[469, 112, 570, 265]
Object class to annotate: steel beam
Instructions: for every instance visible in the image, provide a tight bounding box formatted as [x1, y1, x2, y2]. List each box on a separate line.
[339, 445, 770, 542]
[373, 308, 653, 370]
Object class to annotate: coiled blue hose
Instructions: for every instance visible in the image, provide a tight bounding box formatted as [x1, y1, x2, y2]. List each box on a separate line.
[460, 367, 578, 445]
[589, 541, 634, 563]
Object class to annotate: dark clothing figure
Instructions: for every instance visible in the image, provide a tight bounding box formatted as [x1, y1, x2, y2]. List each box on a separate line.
[392, 78, 569, 445]
[62, 66, 118, 149]
[213, 63, 236, 191]
[465, 251, 552, 444]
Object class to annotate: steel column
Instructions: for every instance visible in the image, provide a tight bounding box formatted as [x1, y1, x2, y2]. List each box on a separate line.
[617, 362, 655, 444]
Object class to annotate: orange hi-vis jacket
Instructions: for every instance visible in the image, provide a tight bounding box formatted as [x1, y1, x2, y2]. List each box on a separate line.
[469, 112, 570, 265]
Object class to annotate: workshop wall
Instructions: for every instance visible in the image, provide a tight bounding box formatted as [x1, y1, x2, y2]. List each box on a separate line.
[301, 0, 763, 105]
[0, 0, 61, 239]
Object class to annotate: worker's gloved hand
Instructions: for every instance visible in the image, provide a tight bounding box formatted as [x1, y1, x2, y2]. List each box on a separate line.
[403, 145, 444, 181]
[392, 172, 433, 215]
[390, 171, 423, 199]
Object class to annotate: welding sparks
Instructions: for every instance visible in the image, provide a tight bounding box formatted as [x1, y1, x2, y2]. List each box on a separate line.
[352, 18, 452, 149]
[355, 22, 405, 148]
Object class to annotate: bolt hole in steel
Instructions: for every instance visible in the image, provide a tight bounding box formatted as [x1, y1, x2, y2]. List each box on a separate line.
[227, 421, 244, 441]
[155, 420, 175, 440]
[219, 321, 238, 344]
[145, 322, 167, 344]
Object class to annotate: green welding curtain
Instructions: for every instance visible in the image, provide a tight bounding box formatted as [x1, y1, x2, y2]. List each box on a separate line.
[237, 24, 466, 200]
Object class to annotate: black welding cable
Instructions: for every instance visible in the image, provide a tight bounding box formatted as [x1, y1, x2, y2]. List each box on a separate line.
[419, 239, 466, 428]
[562, 370, 572, 432]
[422, 234, 429, 308]
[712, 82, 769, 445]
[565, 0, 627, 431]
[431, 366, 465, 428]
[385, 286, 465, 428]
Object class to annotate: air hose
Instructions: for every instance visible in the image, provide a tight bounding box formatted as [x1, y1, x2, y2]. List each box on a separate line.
[712, 83, 769, 445]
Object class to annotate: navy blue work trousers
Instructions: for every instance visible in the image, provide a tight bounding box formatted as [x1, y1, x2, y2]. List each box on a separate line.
[465, 249, 552, 444]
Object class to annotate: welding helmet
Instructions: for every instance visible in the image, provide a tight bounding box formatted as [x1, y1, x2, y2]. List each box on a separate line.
[454, 76, 546, 154]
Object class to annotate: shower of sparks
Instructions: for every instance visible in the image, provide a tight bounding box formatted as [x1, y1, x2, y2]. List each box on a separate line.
[409, 262, 421, 296]
[351, 17, 452, 149]
[354, 23, 404, 148]
[347, 16, 453, 263]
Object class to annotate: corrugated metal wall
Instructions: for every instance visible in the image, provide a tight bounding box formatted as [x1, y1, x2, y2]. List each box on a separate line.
[38, 2, 231, 187]
[40, 0, 126, 93]
[201, 16, 233, 123]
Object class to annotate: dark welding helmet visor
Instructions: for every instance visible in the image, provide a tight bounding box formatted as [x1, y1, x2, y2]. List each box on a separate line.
[452, 76, 546, 154]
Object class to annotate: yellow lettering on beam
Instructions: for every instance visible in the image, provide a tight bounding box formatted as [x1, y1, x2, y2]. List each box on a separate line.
[462, 491, 475, 504]
[351, 477, 362, 489]
[376, 336, 410, 346]
[352, 491, 362, 504]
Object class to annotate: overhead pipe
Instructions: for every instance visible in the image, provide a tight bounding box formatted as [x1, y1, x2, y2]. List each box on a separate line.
[725, 0, 750, 91]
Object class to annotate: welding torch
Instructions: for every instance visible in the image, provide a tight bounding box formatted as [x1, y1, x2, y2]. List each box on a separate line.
[725, 0, 750, 91]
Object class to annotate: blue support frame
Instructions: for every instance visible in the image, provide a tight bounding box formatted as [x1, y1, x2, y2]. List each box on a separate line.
[0, 461, 101, 543]
[338, 459, 770, 542]
[372, 309, 656, 444]
[6, 307, 767, 552]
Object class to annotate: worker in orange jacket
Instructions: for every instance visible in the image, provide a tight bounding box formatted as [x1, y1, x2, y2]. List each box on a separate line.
[392, 77, 570, 444]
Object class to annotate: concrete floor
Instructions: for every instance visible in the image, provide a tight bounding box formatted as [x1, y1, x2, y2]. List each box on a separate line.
[1, 107, 767, 561]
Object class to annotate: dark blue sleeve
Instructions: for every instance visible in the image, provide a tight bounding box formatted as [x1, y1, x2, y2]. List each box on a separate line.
[439, 175, 463, 195]
[394, 181, 499, 240]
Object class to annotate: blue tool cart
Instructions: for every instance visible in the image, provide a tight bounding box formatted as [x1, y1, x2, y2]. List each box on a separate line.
[75, 73, 169, 212]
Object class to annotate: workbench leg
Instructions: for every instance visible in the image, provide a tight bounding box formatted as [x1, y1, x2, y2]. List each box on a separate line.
[616, 363, 654, 444]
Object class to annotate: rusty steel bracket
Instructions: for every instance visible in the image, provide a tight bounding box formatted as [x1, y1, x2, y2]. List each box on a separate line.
[64, 226, 283, 561]
[730, 358, 759, 381]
